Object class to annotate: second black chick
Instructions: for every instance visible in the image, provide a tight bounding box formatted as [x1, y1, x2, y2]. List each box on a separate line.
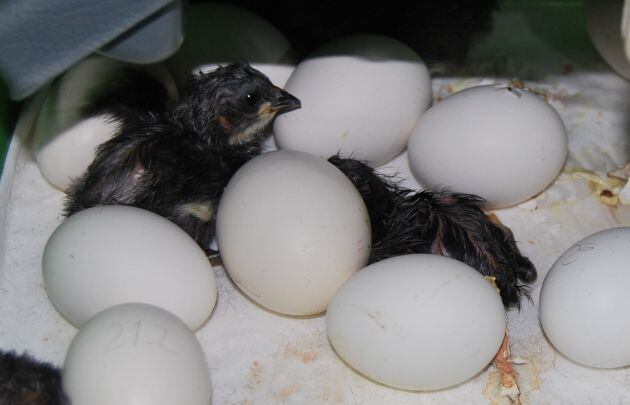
[65, 62, 301, 251]
[329, 156, 536, 307]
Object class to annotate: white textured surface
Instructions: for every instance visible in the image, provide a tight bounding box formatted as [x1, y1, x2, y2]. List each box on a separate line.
[2, 70, 630, 404]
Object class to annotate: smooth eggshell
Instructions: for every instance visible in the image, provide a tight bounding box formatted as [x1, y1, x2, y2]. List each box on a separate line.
[63, 303, 212, 405]
[540, 227, 630, 368]
[33, 55, 177, 191]
[216, 150, 371, 316]
[43, 206, 217, 330]
[326, 254, 506, 391]
[273, 34, 432, 167]
[166, 2, 296, 88]
[407, 84, 568, 208]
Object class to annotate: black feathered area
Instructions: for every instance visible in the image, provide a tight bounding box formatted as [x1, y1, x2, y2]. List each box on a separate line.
[329, 156, 536, 307]
[0, 350, 68, 405]
[65, 63, 300, 252]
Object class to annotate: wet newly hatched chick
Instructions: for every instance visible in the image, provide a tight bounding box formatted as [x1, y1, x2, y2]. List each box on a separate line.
[329, 156, 536, 307]
[65, 63, 301, 251]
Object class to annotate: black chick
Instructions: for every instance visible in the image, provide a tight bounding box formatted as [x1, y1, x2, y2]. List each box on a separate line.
[329, 156, 536, 307]
[0, 350, 68, 405]
[65, 62, 301, 251]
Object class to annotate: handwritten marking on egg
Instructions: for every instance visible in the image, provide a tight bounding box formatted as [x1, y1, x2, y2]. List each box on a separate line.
[63, 303, 212, 405]
[540, 227, 630, 368]
[43, 206, 217, 331]
[326, 254, 506, 391]
[274, 34, 432, 167]
[216, 150, 371, 316]
[407, 84, 567, 208]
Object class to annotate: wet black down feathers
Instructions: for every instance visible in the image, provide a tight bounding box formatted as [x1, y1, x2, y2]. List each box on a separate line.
[0, 351, 68, 405]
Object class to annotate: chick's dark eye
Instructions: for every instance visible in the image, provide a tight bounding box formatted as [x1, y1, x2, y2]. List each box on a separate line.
[246, 93, 260, 106]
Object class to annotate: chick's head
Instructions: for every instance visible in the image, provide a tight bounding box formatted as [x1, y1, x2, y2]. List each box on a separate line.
[175, 62, 300, 147]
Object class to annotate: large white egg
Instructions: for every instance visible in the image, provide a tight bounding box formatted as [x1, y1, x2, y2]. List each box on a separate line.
[33, 56, 177, 191]
[43, 205, 216, 330]
[326, 254, 506, 391]
[166, 2, 296, 88]
[63, 303, 212, 405]
[216, 150, 371, 316]
[407, 84, 568, 208]
[540, 227, 630, 368]
[273, 34, 432, 167]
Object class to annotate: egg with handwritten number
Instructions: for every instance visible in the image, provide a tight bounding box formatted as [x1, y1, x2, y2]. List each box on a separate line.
[63, 303, 212, 405]
[540, 227, 630, 368]
[326, 254, 506, 391]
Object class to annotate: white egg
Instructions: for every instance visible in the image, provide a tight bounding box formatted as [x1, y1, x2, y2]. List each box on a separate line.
[326, 254, 506, 391]
[33, 56, 177, 191]
[273, 34, 432, 167]
[216, 150, 371, 316]
[63, 303, 212, 405]
[166, 2, 296, 88]
[540, 227, 630, 368]
[43, 206, 216, 330]
[407, 84, 568, 208]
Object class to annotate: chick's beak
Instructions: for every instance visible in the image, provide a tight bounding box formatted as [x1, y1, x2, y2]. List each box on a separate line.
[271, 89, 301, 113]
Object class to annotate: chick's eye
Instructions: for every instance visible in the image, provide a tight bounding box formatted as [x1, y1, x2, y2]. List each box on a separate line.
[246, 93, 260, 106]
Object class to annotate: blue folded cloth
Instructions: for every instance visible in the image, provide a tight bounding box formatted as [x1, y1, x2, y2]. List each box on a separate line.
[0, 0, 181, 100]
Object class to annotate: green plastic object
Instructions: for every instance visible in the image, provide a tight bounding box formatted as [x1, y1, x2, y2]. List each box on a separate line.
[465, 0, 602, 78]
